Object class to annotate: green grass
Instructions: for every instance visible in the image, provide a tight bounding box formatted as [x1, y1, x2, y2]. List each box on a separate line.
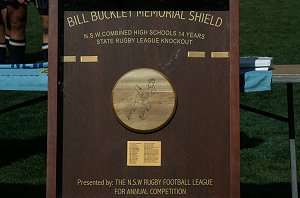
[1, 0, 300, 197]
[0, 4, 47, 196]
[240, 0, 300, 186]
[240, 0, 300, 64]
[0, 91, 47, 197]
[240, 1, 300, 197]
[240, 84, 300, 197]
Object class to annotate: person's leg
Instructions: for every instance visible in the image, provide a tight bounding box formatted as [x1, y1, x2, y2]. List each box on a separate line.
[1, 3, 10, 41]
[0, 18, 6, 63]
[0, 17, 5, 43]
[40, 14, 48, 62]
[0, 2, 7, 63]
[7, 2, 27, 63]
[34, 0, 48, 62]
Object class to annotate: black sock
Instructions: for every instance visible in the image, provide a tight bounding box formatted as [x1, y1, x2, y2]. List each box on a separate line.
[42, 43, 48, 62]
[5, 35, 9, 46]
[9, 39, 26, 64]
[5, 35, 10, 62]
[0, 43, 7, 64]
[5, 34, 10, 52]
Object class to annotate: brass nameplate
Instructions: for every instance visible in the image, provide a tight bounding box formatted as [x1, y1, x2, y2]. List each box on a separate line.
[188, 51, 206, 58]
[62, 56, 76, 62]
[127, 141, 161, 167]
[80, 56, 98, 62]
[211, 52, 229, 58]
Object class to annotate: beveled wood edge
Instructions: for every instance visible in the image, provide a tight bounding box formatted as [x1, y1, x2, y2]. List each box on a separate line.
[230, 0, 240, 197]
[47, 0, 58, 197]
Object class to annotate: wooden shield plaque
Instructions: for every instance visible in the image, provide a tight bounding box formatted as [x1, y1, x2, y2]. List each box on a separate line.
[112, 68, 177, 133]
[48, 1, 239, 197]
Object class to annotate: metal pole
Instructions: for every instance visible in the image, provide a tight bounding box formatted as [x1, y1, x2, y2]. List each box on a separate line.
[287, 83, 298, 198]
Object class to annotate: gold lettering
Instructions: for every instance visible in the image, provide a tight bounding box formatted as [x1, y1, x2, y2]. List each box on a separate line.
[160, 38, 192, 45]
[97, 38, 114, 45]
[189, 11, 204, 22]
[143, 179, 161, 185]
[76, 179, 105, 186]
[67, 16, 76, 27]
[90, 11, 100, 21]
[90, 11, 131, 21]
[144, 11, 150, 17]
[127, 179, 143, 185]
[114, 188, 126, 195]
[127, 188, 148, 195]
[66, 14, 89, 27]
[192, 178, 214, 186]
[215, 17, 223, 27]
[136, 11, 144, 17]
[115, 38, 135, 44]
[204, 13, 212, 25]
[173, 11, 185, 19]
[67, 11, 223, 29]
[150, 188, 187, 195]
[186, 32, 205, 39]
[83, 33, 89, 39]
[189, 11, 223, 27]
[133, 29, 148, 35]
[136, 37, 160, 44]
[135, 11, 186, 19]
[110, 11, 117, 18]
[165, 11, 172, 18]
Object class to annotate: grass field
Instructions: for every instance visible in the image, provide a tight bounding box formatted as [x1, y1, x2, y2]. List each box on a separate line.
[240, 0, 300, 197]
[0, 4, 47, 197]
[1, 1, 300, 197]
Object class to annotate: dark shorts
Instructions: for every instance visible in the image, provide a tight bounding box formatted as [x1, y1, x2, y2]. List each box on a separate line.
[32, 0, 48, 15]
[0, 1, 5, 10]
[3, 0, 21, 10]
[4, 0, 48, 15]
[3, 0, 18, 4]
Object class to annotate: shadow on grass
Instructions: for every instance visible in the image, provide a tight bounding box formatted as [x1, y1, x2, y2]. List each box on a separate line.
[0, 183, 45, 198]
[240, 131, 264, 149]
[241, 183, 292, 198]
[0, 95, 47, 115]
[0, 136, 46, 167]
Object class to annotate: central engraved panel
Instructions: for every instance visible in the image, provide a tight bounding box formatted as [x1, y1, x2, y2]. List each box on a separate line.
[112, 68, 176, 133]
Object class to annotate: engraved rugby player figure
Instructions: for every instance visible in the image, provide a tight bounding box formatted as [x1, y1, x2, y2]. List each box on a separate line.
[127, 78, 156, 120]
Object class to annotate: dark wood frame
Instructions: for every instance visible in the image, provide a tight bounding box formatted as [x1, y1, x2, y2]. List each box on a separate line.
[47, 1, 240, 197]
[229, 0, 240, 197]
[47, 0, 58, 197]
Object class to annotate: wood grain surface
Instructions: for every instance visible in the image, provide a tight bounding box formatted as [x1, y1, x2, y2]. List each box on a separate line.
[112, 68, 176, 132]
[48, 5, 240, 197]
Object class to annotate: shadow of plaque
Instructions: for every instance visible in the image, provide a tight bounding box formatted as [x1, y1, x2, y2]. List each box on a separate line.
[48, 1, 239, 197]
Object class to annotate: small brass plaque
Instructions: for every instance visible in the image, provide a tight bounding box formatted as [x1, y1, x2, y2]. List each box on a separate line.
[62, 56, 76, 62]
[112, 68, 177, 133]
[188, 51, 206, 58]
[127, 141, 161, 167]
[80, 56, 98, 62]
[211, 52, 230, 58]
